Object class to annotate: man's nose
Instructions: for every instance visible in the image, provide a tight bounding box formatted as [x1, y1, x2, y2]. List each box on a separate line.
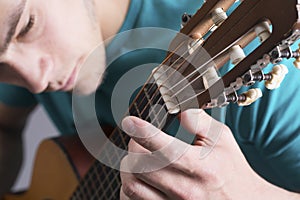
[5, 47, 54, 93]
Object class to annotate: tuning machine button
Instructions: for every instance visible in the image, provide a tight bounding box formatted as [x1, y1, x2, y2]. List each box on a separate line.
[237, 88, 263, 106]
[241, 64, 288, 90]
[265, 64, 288, 90]
[217, 88, 262, 107]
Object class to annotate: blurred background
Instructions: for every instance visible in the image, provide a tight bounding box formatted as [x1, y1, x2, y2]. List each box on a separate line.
[12, 106, 59, 192]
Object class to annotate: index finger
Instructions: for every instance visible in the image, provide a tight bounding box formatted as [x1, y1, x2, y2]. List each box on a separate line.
[121, 116, 189, 163]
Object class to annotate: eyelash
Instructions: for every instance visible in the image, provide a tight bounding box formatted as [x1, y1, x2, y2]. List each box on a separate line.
[18, 15, 35, 38]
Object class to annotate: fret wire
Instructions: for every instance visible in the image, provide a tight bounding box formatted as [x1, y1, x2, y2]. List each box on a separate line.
[90, 164, 107, 199]
[110, 127, 130, 149]
[92, 170, 100, 194]
[78, 172, 86, 199]
[99, 170, 121, 200]
[72, 96, 168, 198]
[80, 161, 98, 199]
[95, 162, 105, 195]
[146, 95, 164, 127]
[70, 38, 203, 199]
[72, 105, 170, 198]
[97, 87, 166, 199]
[142, 87, 159, 126]
[92, 160, 120, 199]
[109, 177, 121, 200]
[134, 102, 142, 118]
[96, 171, 119, 199]
[88, 163, 100, 198]
[82, 163, 94, 199]
[94, 164, 118, 197]
[71, 161, 102, 199]
[102, 150, 118, 189]
[139, 83, 157, 116]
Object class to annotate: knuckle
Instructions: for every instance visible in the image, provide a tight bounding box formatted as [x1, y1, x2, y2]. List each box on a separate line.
[175, 149, 198, 175]
[136, 136, 151, 148]
[122, 182, 136, 198]
[128, 139, 148, 153]
[169, 184, 202, 200]
[222, 124, 231, 135]
[122, 180, 140, 199]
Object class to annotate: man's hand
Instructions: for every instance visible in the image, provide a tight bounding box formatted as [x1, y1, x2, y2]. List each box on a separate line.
[120, 109, 299, 200]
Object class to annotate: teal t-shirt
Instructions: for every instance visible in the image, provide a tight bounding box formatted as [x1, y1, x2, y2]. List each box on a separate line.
[0, 0, 299, 192]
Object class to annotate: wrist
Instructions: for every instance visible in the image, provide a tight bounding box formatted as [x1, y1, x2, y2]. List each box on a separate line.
[252, 173, 300, 200]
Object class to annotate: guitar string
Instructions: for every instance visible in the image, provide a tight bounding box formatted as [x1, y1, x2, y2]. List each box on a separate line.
[72, 2, 260, 197]
[78, 39, 240, 200]
[133, 38, 226, 128]
[132, 14, 229, 125]
[76, 158, 120, 199]
[140, 39, 238, 130]
[77, 15, 251, 199]
[80, 34, 239, 199]
[88, 40, 204, 199]
[91, 44, 216, 199]
[74, 19, 214, 199]
[73, 28, 192, 200]
[82, 147, 120, 199]
[79, 129, 127, 199]
[96, 21, 275, 200]
[144, 29, 257, 130]
[74, 39, 203, 199]
[96, 132, 129, 199]
[134, 14, 268, 127]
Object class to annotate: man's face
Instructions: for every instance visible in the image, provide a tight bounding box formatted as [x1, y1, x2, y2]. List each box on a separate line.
[0, 0, 106, 94]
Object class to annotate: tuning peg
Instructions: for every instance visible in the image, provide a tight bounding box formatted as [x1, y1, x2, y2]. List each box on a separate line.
[181, 13, 192, 28]
[203, 67, 220, 89]
[211, 8, 228, 27]
[271, 45, 300, 64]
[237, 88, 263, 106]
[265, 64, 288, 90]
[230, 45, 246, 65]
[254, 21, 271, 43]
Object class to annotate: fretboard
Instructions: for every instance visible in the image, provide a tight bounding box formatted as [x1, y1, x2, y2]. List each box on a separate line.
[71, 82, 176, 199]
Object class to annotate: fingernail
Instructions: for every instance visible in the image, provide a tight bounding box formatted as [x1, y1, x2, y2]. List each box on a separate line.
[122, 117, 136, 134]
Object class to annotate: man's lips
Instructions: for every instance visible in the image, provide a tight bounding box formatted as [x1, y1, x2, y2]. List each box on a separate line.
[61, 66, 78, 91]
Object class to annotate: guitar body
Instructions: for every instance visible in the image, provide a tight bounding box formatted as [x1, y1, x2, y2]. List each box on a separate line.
[3, 136, 94, 200]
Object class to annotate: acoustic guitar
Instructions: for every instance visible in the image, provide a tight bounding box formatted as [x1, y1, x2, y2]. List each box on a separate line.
[4, 0, 300, 199]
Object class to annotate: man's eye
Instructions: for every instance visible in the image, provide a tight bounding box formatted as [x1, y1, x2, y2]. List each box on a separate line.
[18, 15, 35, 38]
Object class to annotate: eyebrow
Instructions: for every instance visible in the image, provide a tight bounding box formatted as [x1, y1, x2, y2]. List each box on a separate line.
[0, 0, 27, 55]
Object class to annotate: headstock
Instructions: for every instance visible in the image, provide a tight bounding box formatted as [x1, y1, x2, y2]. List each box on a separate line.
[152, 0, 300, 114]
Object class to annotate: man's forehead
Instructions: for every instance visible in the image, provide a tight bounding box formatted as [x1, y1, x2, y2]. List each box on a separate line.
[0, 0, 23, 26]
[0, 0, 25, 55]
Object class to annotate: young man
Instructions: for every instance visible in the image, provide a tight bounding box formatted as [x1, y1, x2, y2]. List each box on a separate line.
[0, 0, 299, 199]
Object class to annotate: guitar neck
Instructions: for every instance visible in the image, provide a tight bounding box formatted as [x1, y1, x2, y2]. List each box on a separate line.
[71, 82, 177, 199]
[71, 0, 300, 198]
